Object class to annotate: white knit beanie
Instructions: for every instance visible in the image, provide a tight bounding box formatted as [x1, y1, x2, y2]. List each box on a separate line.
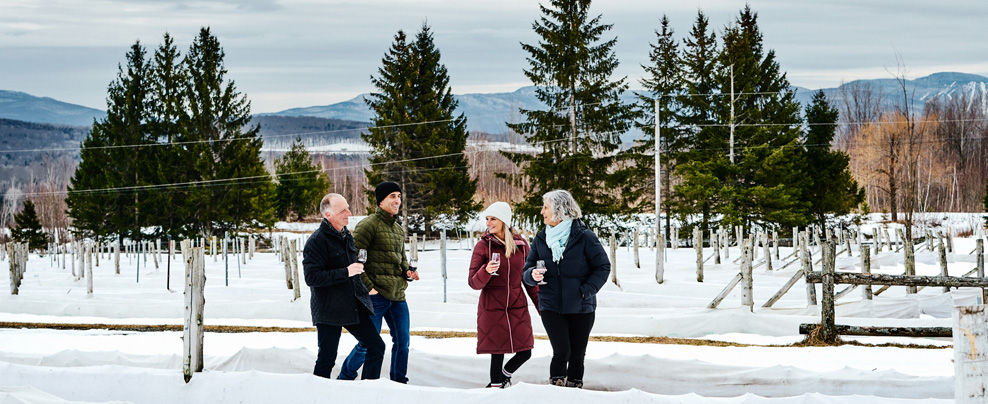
[481, 201, 513, 228]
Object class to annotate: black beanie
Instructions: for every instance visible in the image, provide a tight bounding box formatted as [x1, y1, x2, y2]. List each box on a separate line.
[375, 181, 402, 206]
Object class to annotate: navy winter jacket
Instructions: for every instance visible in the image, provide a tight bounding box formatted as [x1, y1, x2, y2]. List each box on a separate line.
[522, 219, 610, 314]
[302, 219, 374, 326]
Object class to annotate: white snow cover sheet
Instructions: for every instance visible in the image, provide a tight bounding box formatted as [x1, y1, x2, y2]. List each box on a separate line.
[2, 224, 985, 403]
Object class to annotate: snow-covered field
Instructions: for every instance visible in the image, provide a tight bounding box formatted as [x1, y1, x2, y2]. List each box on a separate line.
[2, 215, 986, 403]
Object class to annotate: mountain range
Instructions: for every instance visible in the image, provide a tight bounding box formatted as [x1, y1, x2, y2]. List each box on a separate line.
[2, 72, 986, 135]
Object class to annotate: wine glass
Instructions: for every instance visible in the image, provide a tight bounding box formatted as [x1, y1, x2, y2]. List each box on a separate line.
[536, 260, 547, 285]
[409, 258, 418, 272]
[489, 252, 500, 276]
[357, 249, 367, 263]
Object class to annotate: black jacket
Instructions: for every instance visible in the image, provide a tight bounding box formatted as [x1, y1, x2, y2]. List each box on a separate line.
[302, 219, 374, 326]
[522, 219, 610, 314]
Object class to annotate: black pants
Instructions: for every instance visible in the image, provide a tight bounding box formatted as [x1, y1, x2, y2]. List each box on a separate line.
[540, 310, 595, 381]
[314, 311, 386, 379]
[489, 350, 532, 383]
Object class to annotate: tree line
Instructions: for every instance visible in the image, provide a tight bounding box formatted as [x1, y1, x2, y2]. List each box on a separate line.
[65, 28, 326, 243]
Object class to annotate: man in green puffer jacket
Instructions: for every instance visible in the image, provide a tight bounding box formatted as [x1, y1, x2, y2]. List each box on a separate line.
[338, 181, 419, 383]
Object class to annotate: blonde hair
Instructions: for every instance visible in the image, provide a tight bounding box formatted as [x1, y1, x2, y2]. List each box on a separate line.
[503, 226, 517, 258]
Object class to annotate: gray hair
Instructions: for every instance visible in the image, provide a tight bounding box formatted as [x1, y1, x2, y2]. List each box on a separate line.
[542, 190, 582, 222]
[319, 193, 344, 215]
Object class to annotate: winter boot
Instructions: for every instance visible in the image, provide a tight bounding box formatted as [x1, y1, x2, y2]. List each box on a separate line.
[565, 379, 583, 389]
[550, 376, 566, 386]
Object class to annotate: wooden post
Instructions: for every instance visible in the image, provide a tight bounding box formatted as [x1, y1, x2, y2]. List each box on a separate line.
[712, 229, 721, 265]
[655, 227, 665, 284]
[283, 238, 293, 289]
[183, 244, 205, 383]
[290, 240, 301, 301]
[977, 239, 985, 304]
[708, 273, 742, 309]
[953, 304, 987, 403]
[884, 228, 893, 252]
[609, 234, 620, 288]
[861, 243, 872, 300]
[872, 228, 880, 254]
[904, 230, 917, 294]
[939, 239, 950, 293]
[946, 227, 954, 253]
[632, 229, 640, 269]
[773, 231, 779, 260]
[441, 230, 448, 302]
[694, 227, 703, 283]
[820, 240, 837, 343]
[843, 230, 852, 257]
[802, 231, 817, 305]
[741, 237, 754, 312]
[722, 228, 729, 259]
[763, 232, 772, 271]
[86, 244, 93, 295]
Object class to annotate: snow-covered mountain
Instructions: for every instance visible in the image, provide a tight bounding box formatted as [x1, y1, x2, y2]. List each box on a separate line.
[267, 72, 988, 135]
[0, 90, 105, 127]
[3, 72, 986, 133]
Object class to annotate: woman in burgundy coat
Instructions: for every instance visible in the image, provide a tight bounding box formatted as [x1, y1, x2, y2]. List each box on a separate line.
[468, 202, 540, 388]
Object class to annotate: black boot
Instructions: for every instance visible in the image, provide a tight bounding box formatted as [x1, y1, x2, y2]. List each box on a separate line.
[565, 379, 583, 389]
[501, 376, 512, 388]
[550, 376, 566, 386]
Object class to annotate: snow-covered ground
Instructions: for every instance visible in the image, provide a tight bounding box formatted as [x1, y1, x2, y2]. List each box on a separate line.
[2, 217, 986, 403]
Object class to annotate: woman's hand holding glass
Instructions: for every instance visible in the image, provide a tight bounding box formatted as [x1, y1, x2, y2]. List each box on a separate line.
[533, 260, 547, 285]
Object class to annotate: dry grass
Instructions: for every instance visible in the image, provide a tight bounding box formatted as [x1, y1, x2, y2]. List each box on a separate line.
[1, 322, 949, 349]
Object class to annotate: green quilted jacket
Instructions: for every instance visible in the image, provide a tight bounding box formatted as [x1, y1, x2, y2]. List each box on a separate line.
[353, 207, 409, 301]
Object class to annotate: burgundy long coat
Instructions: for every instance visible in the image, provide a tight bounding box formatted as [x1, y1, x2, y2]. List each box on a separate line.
[468, 232, 540, 354]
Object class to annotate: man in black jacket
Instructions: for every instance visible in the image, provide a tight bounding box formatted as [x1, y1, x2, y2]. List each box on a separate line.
[303, 193, 385, 379]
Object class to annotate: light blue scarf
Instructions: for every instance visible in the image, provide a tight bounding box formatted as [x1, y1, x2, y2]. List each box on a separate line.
[545, 219, 573, 262]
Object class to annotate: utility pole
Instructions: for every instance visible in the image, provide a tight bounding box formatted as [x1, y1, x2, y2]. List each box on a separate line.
[655, 98, 665, 284]
[729, 64, 735, 164]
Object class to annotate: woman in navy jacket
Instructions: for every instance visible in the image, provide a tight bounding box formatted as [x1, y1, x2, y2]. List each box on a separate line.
[523, 190, 610, 388]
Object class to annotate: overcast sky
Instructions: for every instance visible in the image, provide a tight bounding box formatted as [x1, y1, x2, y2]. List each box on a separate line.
[2, 0, 986, 113]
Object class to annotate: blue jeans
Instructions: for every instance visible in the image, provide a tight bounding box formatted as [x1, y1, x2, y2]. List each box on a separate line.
[313, 314, 384, 379]
[338, 295, 410, 383]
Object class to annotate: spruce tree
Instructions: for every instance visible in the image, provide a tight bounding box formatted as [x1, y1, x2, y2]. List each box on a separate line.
[275, 137, 331, 221]
[708, 6, 808, 229]
[11, 200, 48, 250]
[668, 10, 719, 234]
[184, 27, 274, 235]
[626, 14, 684, 236]
[505, 0, 634, 220]
[146, 32, 194, 239]
[67, 41, 152, 242]
[364, 29, 416, 222]
[803, 90, 864, 227]
[363, 24, 478, 233]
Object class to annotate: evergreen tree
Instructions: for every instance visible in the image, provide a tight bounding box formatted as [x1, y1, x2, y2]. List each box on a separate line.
[363, 23, 479, 233]
[184, 27, 274, 235]
[67, 41, 152, 242]
[275, 137, 331, 221]
[668, 10, 719, 234]
[627, 14, 684, 236]
[803, 90, 864, 227]
[11, 200, 48, 250]
[145, 32, 195, 239]
[505, 0, 634, 220]
[708, 6, 808, 229]
[363, 29, 416, 221]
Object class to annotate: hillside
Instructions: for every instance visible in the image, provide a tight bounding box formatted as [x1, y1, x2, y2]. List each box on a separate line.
[0, 118, 87, 184]
[0, 90, 104, 127]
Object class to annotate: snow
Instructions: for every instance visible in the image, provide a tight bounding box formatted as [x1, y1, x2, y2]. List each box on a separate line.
[2, 221, 985, 403]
